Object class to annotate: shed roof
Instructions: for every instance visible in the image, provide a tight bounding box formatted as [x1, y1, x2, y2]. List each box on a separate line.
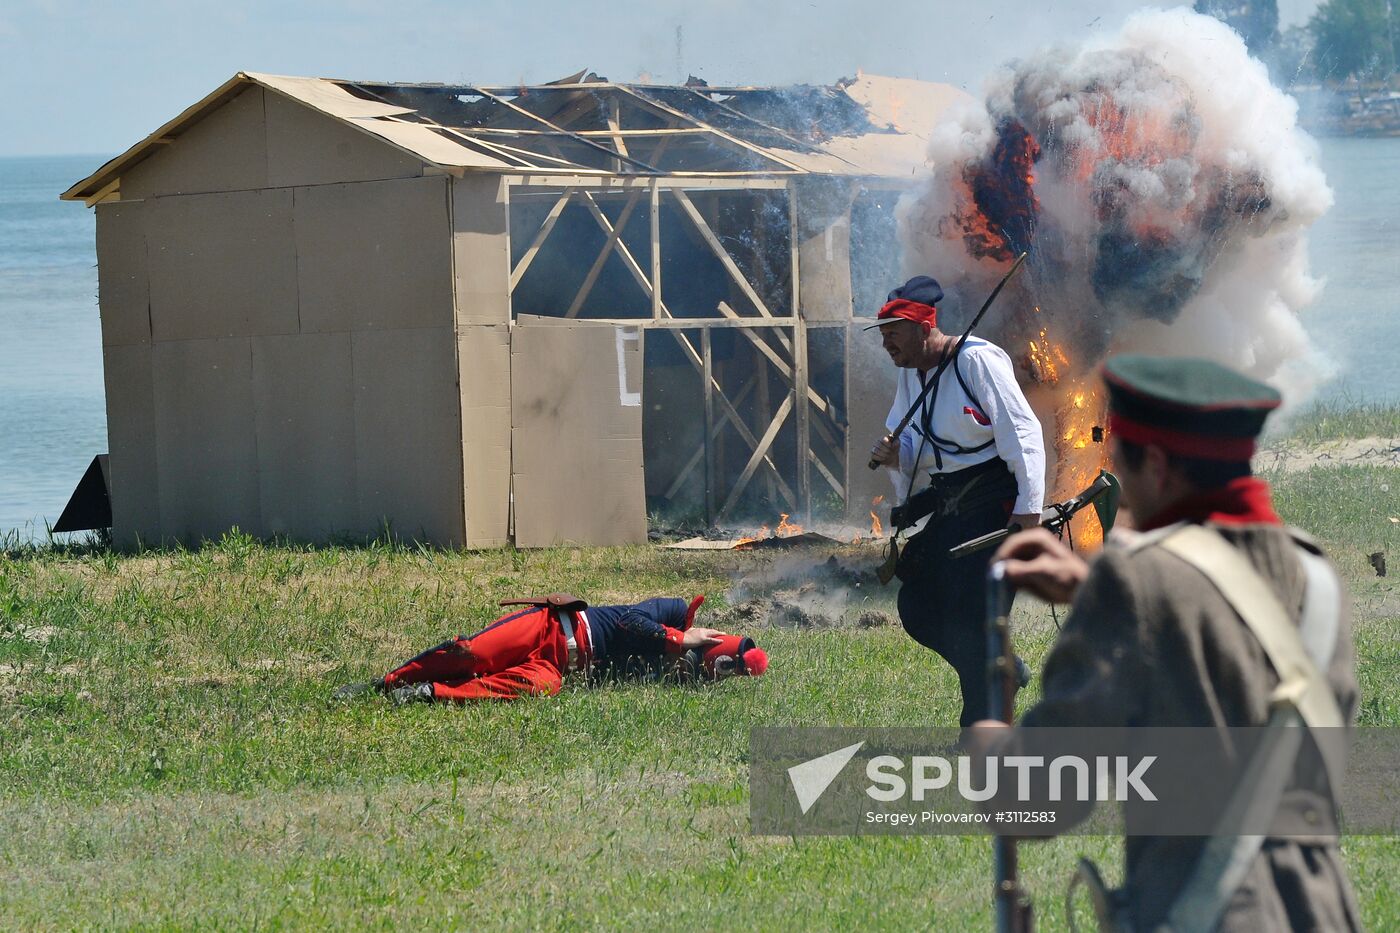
[63, 70, 970, 201]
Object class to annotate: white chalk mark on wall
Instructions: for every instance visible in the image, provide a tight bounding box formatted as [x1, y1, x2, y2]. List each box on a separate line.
[615, 326, 641, 407]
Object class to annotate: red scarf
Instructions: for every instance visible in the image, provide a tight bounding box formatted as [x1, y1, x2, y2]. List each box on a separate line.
[1140, 476, 1282, 531]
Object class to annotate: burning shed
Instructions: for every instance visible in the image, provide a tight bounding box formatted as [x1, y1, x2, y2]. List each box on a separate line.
[63, 70, 969, 549]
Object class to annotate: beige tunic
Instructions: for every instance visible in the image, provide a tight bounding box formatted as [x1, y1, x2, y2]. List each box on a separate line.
[1014, 520, 1363, 931]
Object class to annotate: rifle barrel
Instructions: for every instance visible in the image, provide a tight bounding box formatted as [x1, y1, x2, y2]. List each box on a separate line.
[987, 561, 1034, 933]
[947, 472, 1115, 559]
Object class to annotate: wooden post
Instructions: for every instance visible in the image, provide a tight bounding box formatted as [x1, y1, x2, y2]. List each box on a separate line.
[753, 337, 778, 507]
[788, 178, 801, 320]
[794, 321, 812, 521]
[702, 328, 716, 524]
[650, 181, 662, 321]
[719, 392, 795, 521]
[789, 181, 812, 521]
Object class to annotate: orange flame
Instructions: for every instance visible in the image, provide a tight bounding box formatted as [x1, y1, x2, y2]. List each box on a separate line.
[775, 514, 803, 537]
[734, 524, 770, 547]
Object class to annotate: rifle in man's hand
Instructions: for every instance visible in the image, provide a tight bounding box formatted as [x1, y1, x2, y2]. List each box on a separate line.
[948, 471, 1119, 559]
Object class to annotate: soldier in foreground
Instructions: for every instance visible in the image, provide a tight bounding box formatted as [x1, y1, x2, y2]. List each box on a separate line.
[336, 594, 768, 704]
[974, 355, 1361, 931]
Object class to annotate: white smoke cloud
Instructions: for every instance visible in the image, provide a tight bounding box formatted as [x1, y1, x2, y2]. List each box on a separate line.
[897, 7, 1333, 408]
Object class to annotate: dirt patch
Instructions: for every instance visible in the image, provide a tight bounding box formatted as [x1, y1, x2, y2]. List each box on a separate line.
[721, 550, 896, 630]
[1257, 437, 1400, 473]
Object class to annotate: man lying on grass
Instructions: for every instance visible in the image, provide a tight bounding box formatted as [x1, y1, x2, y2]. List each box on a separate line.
[335, 594, 768, 704]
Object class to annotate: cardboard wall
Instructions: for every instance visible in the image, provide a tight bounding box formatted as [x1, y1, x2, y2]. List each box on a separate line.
[251, 333, 358, 540]
[147, 188, 298, 342]
[95, 200, 151, 347]
[510, 324, 647, 547]
[795, 178, 856, 323]
[458, 326, 512, 547]
[352, 327, 464, 545]
[295, 176, 454, 333]
[452, 175, 511, 326]
[102, 344, 160, 549]
[151, 337, 262, 542]
[845, 321, 902, 525]
[264, 91, 424, 189]
[120, 88, 270, 199]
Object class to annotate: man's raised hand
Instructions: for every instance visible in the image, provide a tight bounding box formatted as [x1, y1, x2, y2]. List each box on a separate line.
[869, 434, 899, 468]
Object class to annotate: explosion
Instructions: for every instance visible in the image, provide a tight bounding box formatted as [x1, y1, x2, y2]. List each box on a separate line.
[898, 9, 1333, 534]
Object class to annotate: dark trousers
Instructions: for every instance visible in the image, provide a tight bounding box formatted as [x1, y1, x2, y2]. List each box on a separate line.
[895, 463, 1016, 727]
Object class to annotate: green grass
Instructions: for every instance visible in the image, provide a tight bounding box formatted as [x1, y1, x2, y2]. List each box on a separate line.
[0, 465, 1396, 930]
[1269, 400, 1400, 444]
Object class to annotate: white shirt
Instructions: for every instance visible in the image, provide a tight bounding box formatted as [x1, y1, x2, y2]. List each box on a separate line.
[884, 337, 1046, 515]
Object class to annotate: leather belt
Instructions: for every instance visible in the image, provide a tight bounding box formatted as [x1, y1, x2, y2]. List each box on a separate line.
[558, 609, 593, 673]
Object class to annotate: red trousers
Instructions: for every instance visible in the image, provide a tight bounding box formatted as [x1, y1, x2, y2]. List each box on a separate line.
[384, 607, 571, 702]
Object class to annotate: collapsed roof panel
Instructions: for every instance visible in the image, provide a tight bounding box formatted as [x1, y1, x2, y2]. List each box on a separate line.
[63, 71, 975, 201]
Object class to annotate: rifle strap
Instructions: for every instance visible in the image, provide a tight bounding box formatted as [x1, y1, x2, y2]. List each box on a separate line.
[1154, 525, 1343, 933]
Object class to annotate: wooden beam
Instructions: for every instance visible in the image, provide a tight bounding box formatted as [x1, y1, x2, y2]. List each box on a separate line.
[509, 188, 574, 290]
[788, 179, 801, 318]
[452, 133, 577, 168]
[462, 85, 665, 173]
[377, 117, 543, 169]
[753, 340, 778, 506]
[463, 128, 712, 138]
[607, 97, 630, 175]
[810, 449, 845, 498]
[670, 189, 775, 318]
[794, 321, 812, 520]
[565, 190, 644, 317]
[505, 175, 790, 190]
[612, 84, 809, 174]
[702, 329, 716, 522]
[719, 392, 795, 520]
[650, 181, 661, 321]
[83, 177, 121, 208]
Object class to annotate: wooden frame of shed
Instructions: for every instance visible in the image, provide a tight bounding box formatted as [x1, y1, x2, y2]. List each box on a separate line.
[63, 70, 968, 548]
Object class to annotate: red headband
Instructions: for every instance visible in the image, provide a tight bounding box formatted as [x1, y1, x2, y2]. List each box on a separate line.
[877, 298, 937, 328]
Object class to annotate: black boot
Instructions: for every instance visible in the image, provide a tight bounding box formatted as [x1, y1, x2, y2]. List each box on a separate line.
[1014, 655, 1033, 690]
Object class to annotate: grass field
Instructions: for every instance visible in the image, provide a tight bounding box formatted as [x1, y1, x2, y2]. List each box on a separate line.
[1, 425, 1397, 929]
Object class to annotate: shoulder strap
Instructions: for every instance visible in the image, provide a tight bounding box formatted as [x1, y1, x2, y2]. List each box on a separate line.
[1155, 525, 1344, 933]
[1157, 526, 1343, 729]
